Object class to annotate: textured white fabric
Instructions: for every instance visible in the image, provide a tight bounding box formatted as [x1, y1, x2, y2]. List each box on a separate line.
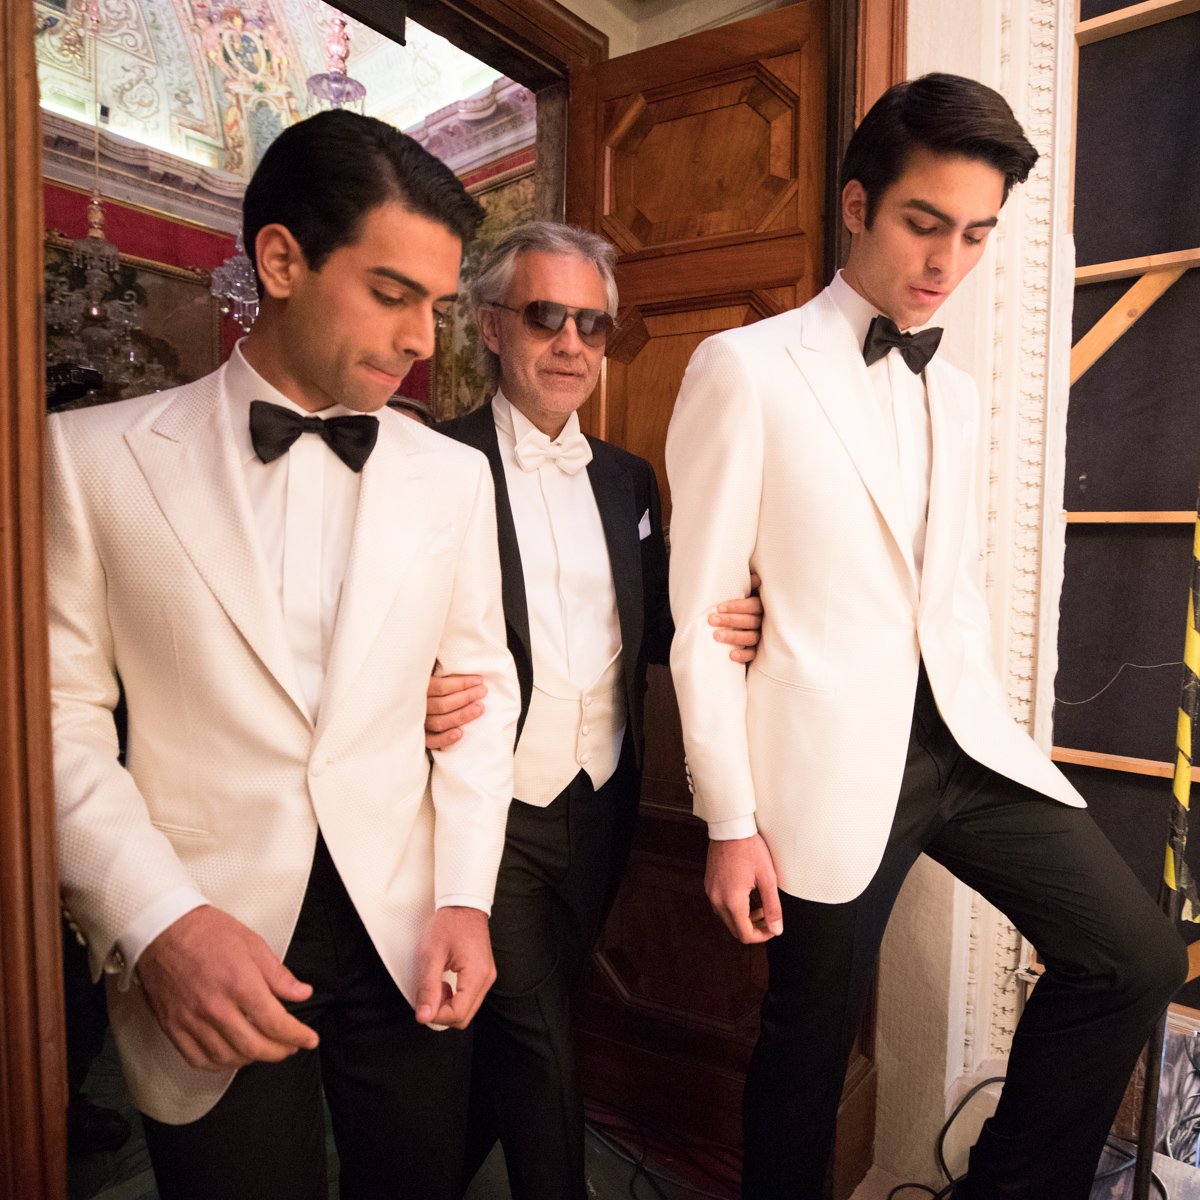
[666, 285, 1083, 904]
[829, 271, 932, 577]
[46, 363, 519, 1123]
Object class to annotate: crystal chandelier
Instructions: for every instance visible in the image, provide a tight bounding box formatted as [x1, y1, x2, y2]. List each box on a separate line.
[210, 229, 259, 334]
[306, 16, 367, 114]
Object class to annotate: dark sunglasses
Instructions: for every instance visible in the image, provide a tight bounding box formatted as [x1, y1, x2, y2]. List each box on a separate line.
[490, 300, 614, 348]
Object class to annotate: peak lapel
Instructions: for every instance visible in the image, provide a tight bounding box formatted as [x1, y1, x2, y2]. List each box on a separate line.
[587, 447, 643, 663]
[316, 420, 429, 738]
[919, 365, 973, 613]
[789, 292, 918, 591]
[125, 379, 310, 721]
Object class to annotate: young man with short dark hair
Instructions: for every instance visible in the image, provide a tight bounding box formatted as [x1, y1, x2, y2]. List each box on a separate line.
[667, 74, 1186, 1199]
[47, 109, 519, 1200]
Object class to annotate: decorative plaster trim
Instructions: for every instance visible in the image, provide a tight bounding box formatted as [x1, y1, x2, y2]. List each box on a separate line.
[975, 0, 1077, 1064]
[42, 109, 242, 231]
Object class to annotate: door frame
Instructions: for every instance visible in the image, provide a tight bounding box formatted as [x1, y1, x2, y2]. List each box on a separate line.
[0, 3, 905, 1194]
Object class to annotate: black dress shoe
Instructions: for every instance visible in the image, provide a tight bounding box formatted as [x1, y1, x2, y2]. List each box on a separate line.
[67, 1095, 132, 1155]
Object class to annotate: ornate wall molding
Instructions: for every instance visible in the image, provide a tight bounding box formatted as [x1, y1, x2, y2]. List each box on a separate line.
[975, 0, 1076, 1064]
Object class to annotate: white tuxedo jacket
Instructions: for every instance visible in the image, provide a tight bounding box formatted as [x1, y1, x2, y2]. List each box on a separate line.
[46, 365, 519, 1123]
[666, 286, 1082, 904]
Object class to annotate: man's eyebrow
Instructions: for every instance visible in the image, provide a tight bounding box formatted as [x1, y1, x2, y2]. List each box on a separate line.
[366, 266, 458, 303]
[904, 198, 999, 230]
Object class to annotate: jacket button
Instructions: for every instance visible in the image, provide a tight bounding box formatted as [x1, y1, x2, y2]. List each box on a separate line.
[581, 725, 590, 736]
[579, 752, 591, 765]
[310, 757, 327, 777]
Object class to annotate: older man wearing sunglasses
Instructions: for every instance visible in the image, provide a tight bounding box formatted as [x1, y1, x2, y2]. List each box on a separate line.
[433, 222, 762, 1199]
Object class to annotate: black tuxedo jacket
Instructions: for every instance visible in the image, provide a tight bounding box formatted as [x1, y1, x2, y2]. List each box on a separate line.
[438, 400, 672, 768]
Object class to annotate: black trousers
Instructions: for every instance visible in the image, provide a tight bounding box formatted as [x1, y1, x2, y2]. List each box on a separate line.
[464, 737, 640, 1200]
[743, 666, 1187, 1200]
[142, 835, 472, 1200]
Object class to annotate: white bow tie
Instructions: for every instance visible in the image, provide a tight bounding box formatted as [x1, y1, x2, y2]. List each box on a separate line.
[513, 427, 593, 476]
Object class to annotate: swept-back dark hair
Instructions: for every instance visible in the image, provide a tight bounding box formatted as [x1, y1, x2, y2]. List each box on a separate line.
[840, 73, 1039, 225]
[243, 109, 484, 283]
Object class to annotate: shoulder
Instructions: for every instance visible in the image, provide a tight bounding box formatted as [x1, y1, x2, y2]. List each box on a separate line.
[381, 406, 490, 474]
[48, 372, 218, 449]
[587, 435, 649, 473]
[435, 401, 492, 446]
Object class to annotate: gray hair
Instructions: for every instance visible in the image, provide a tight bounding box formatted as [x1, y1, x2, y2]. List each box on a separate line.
[470, 221, 619, 381]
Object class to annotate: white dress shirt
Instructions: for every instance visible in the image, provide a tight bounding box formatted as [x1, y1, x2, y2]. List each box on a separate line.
[492, 391, 626, 793]
[828, 270, 933, 578]
[118, 341, 366, 969]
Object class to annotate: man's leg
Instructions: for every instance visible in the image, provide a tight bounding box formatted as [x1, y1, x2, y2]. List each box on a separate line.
[926, 762, 1187, 1200]
[141, 1048, 327, 1200]
[743, 669, 960, 1200]
[469, 749, 639, 1200]
[297, 834, 473, 1200]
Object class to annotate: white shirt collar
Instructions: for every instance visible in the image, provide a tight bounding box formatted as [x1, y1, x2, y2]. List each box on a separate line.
[491, 388, 584, 450]
[224, 338, 361, 465]
[827, 270, 940, 352]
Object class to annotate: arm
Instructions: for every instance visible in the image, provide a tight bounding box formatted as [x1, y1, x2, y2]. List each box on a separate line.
[665, 336, 765, 832]
[46, 415, 315, 1066]
[420, 455, 521, 1024]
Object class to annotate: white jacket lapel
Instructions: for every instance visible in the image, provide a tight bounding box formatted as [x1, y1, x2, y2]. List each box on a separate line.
[787, 290, 918, 590]
[317, 417, 428, 738]
[920, 364, 974, 613]
[125, 375, 311, 721]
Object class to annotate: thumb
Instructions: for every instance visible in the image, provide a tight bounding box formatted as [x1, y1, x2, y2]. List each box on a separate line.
[257, 948, 313, 1003]
[414, 952, 451, 1025]
[758, 876, 784, 937]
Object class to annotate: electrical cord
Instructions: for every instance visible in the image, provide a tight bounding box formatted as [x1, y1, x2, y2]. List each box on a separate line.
[886, 1077, 1170, 1199]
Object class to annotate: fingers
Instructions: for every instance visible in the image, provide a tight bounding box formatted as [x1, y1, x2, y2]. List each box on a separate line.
[749, 572, 762, 592]
[425, 698, 486, 732]
[425, 727, 463, 750]
[751, 878, 784, 938]
[425, 681, 488, 716]
[433, 955, 496, 1029]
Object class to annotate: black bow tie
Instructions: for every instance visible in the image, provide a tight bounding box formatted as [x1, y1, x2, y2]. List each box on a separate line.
[862, 315, 943, 375]
[249, 400, 379, 473]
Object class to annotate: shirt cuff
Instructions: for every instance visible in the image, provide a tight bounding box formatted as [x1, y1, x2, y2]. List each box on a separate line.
[707, 815, 760, 841]
[436, 893, 491, 916]
[116, 886, 209, 990]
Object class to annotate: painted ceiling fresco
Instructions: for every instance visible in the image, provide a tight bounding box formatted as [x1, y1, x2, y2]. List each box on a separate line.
[34, 0, 502, 178]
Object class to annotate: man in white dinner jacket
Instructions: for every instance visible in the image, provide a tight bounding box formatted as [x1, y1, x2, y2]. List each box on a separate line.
[47, 110, 519, 1200]
[666, 74, 1185, 1200]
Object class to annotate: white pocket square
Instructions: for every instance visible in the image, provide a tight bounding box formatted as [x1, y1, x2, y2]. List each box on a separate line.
[638, 509, 651, 541]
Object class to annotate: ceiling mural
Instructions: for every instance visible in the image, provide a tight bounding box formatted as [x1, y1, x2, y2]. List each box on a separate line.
[33, 0, 505, 177]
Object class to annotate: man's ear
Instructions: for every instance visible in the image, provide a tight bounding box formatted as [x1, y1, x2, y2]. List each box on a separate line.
[841, 179, 869, 235]
[254, 224, 306, 301]
[477, 305, 502, 355]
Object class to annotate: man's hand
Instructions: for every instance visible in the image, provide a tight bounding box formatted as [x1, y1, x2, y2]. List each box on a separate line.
[413, 906, 496, 1029]
[136, 905, 319, 1071]
[709, 572, 764, 664]
[425, 673, 488, 750]
[705, 833, 784, 944]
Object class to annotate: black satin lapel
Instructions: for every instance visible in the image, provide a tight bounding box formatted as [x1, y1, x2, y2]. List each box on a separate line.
[587, 447, 643, 661]
[451, 406, 533, 714]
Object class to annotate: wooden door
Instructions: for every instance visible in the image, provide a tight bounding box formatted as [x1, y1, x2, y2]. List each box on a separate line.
[566, 6, 876, 1196]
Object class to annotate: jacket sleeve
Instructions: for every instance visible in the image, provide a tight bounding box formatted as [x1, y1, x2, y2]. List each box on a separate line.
[665, 335, 763, 832]
[46, 414, 206, 986]
[427, 453, 520, 909]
